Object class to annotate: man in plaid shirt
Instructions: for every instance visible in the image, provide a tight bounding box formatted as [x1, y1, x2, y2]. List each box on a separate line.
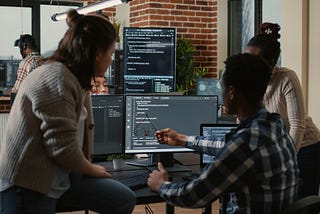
[149, 53, 299, 214]
[12, 34, 41, 93]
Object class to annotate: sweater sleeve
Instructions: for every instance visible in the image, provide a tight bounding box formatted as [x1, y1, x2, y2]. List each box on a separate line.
[281, 70, 306, 151]
[29, 63, 86, 170]
[33, 97, 84, 169]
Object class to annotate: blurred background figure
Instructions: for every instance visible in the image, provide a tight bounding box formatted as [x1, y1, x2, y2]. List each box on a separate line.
[11, 34, 41, 93]
[90, 76, 109, 95]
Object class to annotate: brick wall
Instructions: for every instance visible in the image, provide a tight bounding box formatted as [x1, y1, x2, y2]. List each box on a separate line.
[84, 0, 218, 77]
[0, 98, 10, 113]
[87, 1, 116, 18]
[129, 0, 218, 77]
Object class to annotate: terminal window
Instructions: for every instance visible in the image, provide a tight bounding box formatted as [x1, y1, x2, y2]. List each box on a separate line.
[123, 27, 176, 94]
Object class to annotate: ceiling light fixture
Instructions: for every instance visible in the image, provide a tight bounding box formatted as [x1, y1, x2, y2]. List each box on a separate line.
[51, 0, 132, 21]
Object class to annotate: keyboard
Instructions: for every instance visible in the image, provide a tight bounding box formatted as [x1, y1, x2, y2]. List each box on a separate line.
[111, 169, 150, 190]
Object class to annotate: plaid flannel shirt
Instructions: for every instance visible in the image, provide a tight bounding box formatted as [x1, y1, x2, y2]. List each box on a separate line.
[12, 52, 40, 92]
[159, 108, 299, 214]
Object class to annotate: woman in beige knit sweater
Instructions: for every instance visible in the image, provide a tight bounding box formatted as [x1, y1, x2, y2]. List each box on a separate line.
[0, 10, 135, 213]
[245, 22, 320, 198]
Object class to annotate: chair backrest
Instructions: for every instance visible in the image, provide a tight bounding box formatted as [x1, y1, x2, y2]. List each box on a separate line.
[280, 195, 320, 214]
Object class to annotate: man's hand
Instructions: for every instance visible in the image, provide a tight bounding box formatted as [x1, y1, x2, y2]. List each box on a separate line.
[155, 128, 186, 147]
[147, 162, 169, 192]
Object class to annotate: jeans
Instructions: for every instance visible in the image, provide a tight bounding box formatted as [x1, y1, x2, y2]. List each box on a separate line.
[0, 173, 136, 214]
[0, 186, 56, 214]
[57, 172, 136, 214]
[297, 142, 320, 198]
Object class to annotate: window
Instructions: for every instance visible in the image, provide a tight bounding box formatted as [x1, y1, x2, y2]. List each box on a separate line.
[0, 1, 82, 88]
[0, 6, 32, 59]
[40, 4, 78, 56]
[228, 0, 262, 56]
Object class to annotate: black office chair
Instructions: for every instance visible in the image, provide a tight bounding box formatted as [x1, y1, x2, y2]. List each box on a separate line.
[280, 195, 320, 214]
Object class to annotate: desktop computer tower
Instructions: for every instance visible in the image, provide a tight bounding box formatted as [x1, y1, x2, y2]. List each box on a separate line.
[112, 49, 123, 94]
[104, 49, 123, 95]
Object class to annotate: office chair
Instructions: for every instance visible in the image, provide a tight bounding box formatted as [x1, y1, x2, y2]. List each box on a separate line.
[280, 195, 320, 214]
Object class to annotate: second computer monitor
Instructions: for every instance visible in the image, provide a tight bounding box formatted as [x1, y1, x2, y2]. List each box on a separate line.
[200, 123, 238, 167]
[91, 95, 124, 156]
[125, 95, 218, 154]
[123, 27, 176, 94]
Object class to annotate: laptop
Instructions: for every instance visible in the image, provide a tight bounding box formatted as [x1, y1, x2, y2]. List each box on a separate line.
[200, 123, 238, 168]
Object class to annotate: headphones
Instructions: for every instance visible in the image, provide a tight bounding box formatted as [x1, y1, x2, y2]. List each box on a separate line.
[19, 35, 27, 51]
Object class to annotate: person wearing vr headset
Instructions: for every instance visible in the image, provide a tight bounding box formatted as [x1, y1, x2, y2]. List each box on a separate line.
[11, 34, 41, 93]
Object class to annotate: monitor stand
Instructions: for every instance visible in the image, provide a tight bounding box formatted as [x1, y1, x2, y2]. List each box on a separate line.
[125, 153, 191, 172]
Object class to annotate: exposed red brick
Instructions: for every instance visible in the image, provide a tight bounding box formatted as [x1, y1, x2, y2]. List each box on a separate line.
[75, 0, 219, 76]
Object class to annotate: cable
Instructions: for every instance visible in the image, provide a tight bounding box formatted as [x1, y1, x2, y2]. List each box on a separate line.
[144, 204, 154, 214]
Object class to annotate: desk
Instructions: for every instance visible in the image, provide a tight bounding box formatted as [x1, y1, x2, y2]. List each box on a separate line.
[97, 153, 212, 214]
[134, 167, 212, 214]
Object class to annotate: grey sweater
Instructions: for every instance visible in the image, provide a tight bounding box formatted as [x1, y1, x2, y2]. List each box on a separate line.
[0, 61, 94, 195]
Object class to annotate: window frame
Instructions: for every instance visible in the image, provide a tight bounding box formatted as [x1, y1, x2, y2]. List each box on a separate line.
[0, 0, 82, 52]
[227, 0, 262, 56]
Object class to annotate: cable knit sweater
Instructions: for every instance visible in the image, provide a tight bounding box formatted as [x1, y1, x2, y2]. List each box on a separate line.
[264, 66, 320, 150]
[0, 61, 94, 195]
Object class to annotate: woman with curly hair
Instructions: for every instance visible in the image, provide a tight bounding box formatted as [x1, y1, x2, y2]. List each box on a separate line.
[245, 22, 320, 198]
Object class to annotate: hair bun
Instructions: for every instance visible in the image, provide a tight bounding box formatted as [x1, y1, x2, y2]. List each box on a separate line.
[66, 9, 84, 27]
[259, 22, 281, 39]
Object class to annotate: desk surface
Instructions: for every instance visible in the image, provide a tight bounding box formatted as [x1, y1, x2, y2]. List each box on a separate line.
[94, 153, 207, 214]
[95, 153, 201, 207]
[97, 153, 200, 204]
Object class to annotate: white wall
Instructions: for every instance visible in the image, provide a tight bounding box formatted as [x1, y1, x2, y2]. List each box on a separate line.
[281, 0, 319, 127]
[217, 0, 228, 75]
[281, 0, 307, 85]
[308, 0, 320, 127]
[115, 3, 130, 49]
[262, 0, 281, 24]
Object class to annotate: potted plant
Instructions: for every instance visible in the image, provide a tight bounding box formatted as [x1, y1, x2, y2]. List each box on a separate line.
[176, 38, 208, 94]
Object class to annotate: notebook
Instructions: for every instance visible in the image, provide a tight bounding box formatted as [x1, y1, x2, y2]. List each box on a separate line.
[200, 123, 237, 167]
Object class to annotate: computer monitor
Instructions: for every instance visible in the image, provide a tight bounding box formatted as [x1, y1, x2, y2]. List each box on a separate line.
[91, 95, 124, 157]
[122, 27, 176, 94]
[197, 78, 223, 105]
[125, 95, 218, 166]
[0, 59, 20, 88]
[200, 123, 238, 167]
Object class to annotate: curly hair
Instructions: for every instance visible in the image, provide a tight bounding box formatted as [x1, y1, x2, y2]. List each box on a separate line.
[246, 22, 281, 67]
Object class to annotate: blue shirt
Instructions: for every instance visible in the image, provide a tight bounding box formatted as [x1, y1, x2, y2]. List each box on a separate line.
[159, 108, 299, 214]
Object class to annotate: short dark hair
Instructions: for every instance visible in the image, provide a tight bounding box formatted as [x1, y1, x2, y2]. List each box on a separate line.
[223, 53, 272, 103]
[14, 34, 37, 50]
